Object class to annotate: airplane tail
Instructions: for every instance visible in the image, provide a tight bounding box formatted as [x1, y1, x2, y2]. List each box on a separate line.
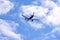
[33, 12, 34, 15]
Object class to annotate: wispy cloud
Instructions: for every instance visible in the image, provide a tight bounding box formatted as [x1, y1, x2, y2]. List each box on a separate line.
[0, 19, 23, 40]
[0, 0, 14, 15]
[28, 21, 44, 29]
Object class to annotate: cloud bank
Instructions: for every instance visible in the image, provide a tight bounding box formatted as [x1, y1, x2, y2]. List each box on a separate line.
[0, 19, 23, 40]
[19, 0, 60, 29]
[19, 0, 60, 40]
[0, 0, 14, 15]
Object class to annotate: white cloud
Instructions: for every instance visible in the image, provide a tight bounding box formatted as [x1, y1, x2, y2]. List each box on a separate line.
[0, 0, 14, 15]
[45, 7, 60, 25]
[28, 21, 45, 29]
[32, 0, 58, 10]
[20, 5, 48, 17]
[0, 19, 23, 40]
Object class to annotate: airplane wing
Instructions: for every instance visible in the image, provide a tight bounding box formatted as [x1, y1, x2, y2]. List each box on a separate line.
[31, 19, 40, 21]
[22, 14, 28, 20]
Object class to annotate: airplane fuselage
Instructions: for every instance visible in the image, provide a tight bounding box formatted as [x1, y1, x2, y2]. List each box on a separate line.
[22, 12, 34, 21]
[28, 15, 34, 19]
[25, 15, 34, 21]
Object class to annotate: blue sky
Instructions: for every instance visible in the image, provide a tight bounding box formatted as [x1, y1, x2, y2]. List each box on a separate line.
[0, 0, 60, 40]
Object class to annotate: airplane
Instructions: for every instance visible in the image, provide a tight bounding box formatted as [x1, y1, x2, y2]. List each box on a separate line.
[22, 12, 36, 21]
